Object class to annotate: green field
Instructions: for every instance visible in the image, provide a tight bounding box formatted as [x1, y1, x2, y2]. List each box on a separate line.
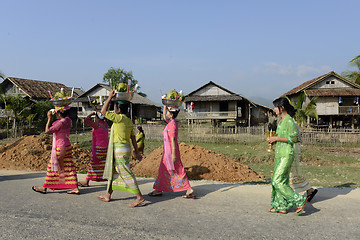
[1, 131, 359, 187]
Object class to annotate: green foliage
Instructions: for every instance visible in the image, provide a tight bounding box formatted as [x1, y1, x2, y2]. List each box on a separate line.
[33, 100, 53, 128]
[26, 114, 37, 128]
[288, 92, 318, 127]
[103, 67, 147, 97]
[0, 71, 5, 80]
[341, 55, 360, 85]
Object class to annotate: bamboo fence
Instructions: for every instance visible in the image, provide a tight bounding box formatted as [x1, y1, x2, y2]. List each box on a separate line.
[138, 124, 360, 145]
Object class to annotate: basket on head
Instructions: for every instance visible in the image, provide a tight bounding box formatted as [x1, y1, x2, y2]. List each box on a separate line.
[114, 92, 134, 102]
[162, 99, 183, 107]
[50, 98, 73, 107]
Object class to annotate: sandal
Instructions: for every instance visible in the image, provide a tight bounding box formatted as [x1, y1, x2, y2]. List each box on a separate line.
[296, 199, 308, 215]
[78, 182, 90, 187]
[148, 191, 163, 197]
[269, 207, 276, 213]
[307, 189, 318, 202]
[269, 207, 287, 214]
[32, 186, 46, 194]
[182, 194, 196, 199]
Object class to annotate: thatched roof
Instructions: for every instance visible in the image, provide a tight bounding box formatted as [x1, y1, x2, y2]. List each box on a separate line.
[1, 77, 72, 99]
[184, 81, 257, 106]
[283, 71, 360, 97]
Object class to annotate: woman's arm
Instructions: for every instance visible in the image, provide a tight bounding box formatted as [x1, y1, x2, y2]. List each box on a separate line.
[101, 90, 116, 116]
[84, 112, 99, 128]
[170, 137, 177, 163]
[162, 106, 167, 121]
[44, 110, 53, 134]
[131, 135, 142, 160]
[268, 136, 288, 144]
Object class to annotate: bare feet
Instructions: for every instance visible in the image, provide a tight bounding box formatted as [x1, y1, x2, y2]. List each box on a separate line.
[78, 181, 90, 187]
[97, 193, 111, 202]
[32, 186, 47, 194]
[269, 207, 287, 214]
[129, 197, 145, 207]
[148, 190, 163, 197]
[67, 188, 80, 195]
[183, 188, 196, 199]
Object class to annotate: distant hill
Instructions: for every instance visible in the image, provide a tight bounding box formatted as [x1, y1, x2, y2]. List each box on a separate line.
[249, 96, 273, 108]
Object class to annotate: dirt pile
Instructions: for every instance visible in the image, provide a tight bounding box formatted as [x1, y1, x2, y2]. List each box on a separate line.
[0, 135, 91, 172]
[0, 136, 264, 183]
[132, 142, 264, 183]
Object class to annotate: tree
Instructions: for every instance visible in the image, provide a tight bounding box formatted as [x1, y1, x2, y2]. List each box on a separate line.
[288, 92, 318, 127]
[0, 71, 5, 80]
[103, 67, 147, 97]
[341, 55, 360, 85]
[0, 95, 31, 137]
[33, 100, 53, 129]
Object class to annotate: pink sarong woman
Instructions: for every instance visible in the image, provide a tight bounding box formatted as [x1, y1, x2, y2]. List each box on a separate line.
[148, 106, 195, 198]
[78, 111, 109, 187]
[32, 105, 79, 195]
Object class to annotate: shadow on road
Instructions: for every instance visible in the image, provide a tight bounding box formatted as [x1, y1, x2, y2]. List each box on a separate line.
[310, 185, 356, 204]
[0, 172, 45, 182]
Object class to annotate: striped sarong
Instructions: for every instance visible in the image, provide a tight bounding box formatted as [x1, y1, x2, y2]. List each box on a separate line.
[290, 143, 311, 193]
[86, 146, 107, 182]
[43, 145, 78, 189]
[106, 143, 140, 194]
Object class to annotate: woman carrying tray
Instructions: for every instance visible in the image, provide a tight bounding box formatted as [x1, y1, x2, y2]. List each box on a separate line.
[32, 105, 80, 195]
[148, 98, 195, 198]
[97, 90, 145, 207]
[78, 110, 109, 187]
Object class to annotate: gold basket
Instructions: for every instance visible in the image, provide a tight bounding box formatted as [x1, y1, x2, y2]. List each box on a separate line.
[162, 99, 183, 107]
[50, 98, 72, 106]
[114, 92, 134, 101]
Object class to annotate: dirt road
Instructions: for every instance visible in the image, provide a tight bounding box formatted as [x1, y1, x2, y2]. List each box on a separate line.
[0, 170, 359, 239]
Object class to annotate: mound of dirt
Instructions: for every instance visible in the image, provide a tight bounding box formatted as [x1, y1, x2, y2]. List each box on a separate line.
[0, 136, 264, 183]
[0, 135, 91, 172]
[132, 142, 264, 183]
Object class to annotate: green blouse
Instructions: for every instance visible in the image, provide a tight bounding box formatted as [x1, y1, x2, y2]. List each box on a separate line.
[105, 112, 134, 145]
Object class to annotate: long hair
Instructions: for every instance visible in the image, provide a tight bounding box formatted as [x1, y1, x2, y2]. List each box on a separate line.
[115, 101, 130, 115]
[169, 109, 180, 119]
[273, 97, 296, 118]
[137, 126, 145, 137]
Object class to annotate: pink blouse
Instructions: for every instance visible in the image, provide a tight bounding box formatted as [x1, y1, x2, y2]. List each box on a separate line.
[84, 117, 109, 147]
[48, 117, 72, 147]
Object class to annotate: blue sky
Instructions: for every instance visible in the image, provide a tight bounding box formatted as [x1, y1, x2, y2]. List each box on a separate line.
[1, 0, 359, 106]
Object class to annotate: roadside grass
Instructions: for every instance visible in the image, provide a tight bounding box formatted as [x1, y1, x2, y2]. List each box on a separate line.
[141, 140, 359, 187]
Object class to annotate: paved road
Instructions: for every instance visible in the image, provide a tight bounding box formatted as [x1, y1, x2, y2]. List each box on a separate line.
[0, 170, 359, 240]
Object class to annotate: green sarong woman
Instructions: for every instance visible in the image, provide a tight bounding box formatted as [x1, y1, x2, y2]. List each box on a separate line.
[267, 97, 307, 215]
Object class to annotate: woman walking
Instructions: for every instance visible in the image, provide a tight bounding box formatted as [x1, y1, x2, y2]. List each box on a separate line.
[267, 98, 307, 214]
[148, 105, 195, 198]
[32, 105, 79, 195]
[78, 111, 109, 187]
[97, 90, 145, 207]
[132, 126, 145, 161]
[290, 122, 318, 202]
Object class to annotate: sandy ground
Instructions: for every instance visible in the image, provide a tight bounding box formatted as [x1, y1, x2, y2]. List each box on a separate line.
[0, 169, 359, 240]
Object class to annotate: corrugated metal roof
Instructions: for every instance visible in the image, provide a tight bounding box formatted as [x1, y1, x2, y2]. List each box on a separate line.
[305, 89, 360, 97]
[283, 71, 360, 96]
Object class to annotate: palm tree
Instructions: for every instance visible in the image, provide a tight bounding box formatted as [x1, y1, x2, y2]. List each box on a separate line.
[342, 55, 360, 84]
[0, 71, 5, 80]
[288, 92, 318, 127]
[350, 55, 360, 64]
